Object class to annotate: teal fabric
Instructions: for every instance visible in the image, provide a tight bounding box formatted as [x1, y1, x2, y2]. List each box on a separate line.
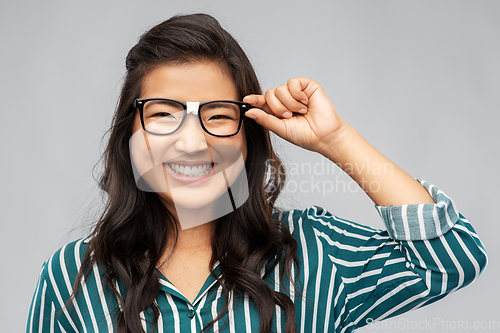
[27, 182, 487, 333]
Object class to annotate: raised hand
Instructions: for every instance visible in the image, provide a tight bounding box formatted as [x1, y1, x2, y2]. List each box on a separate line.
[244, 77, 434, 206]
[243, 78, 347, 154]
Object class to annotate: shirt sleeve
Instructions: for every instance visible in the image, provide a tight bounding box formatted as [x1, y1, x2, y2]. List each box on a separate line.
[285, 180, 487, 333]
[26, 261, 57, 333]
[26, 241, 88, 333]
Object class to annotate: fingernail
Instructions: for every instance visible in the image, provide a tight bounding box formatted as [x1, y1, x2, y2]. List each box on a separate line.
[300, 100, 307, 104]
[282, 111, 292, 118]
[299, 108, 307, 113]
[246, 113, 256, 119]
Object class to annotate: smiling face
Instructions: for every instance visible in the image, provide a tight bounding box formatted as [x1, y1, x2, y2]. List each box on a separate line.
[130, 61, 248, 229]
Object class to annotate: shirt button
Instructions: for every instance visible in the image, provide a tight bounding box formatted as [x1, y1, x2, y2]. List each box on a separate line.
[188, 310, 195, 319]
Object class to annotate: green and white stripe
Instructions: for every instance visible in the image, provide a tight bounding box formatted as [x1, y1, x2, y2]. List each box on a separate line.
[27, 180, 487, 332]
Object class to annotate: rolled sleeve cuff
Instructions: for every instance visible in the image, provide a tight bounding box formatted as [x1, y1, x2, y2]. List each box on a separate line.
[375, 179, 461, 241]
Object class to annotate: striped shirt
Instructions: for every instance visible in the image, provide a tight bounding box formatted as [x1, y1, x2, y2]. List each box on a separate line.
[27, 180, 488, 332]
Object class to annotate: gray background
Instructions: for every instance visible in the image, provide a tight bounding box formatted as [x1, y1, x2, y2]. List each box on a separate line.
[1, 0, 498, 332]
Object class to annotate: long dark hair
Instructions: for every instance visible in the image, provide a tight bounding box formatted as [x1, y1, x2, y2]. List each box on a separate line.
[73, 13, 298, 333]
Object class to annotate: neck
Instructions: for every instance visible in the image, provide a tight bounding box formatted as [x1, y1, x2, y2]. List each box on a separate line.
[158, 219, 215, 269]
[157, 196, 216, 266]
[174, 220, 215, 251]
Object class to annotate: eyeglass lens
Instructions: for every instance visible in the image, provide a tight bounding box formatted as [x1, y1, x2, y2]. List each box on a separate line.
[142, 100, 241, 136]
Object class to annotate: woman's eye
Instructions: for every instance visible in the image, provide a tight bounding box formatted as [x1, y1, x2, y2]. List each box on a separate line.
[151, 112, 175, 118]
[209, 114, 231, 120]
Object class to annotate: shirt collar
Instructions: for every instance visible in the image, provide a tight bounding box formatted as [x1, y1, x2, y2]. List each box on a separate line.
[158, 261, 222, 306]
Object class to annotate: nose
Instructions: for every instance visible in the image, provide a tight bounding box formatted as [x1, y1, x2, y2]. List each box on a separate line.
[174, 114, 209, 154]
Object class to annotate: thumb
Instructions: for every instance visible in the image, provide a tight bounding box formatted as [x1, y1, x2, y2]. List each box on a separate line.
[245, 109, 286, 137]
[243, 94, 272, 114]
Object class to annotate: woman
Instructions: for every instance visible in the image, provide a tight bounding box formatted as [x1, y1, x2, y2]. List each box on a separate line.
[27, 13, 487, 333]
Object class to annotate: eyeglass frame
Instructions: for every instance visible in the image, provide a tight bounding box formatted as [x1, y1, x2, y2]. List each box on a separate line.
[134, 98, 251, 137]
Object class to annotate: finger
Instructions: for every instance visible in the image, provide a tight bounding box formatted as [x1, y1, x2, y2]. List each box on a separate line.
[243, 94, 273, 114]
[287, 78, 309, 106]
[265, 89, 293, 119]
[274, 84, 308, 114]
[244, 108, 287, 138]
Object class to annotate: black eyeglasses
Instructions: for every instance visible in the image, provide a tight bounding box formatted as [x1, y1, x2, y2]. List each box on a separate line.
[134, 98, 251, 137]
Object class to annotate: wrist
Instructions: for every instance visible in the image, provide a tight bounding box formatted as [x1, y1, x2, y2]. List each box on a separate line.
[315, 124, 359, 163]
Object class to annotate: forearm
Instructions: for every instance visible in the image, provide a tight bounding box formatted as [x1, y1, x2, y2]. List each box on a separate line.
[318, 124, 434, 206]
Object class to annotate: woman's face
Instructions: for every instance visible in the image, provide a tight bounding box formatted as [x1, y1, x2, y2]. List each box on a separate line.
[130, 61, 248, 229]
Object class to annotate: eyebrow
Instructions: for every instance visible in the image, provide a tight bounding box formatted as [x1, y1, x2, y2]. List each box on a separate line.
[147, 100, 182, 107]
[202, 102, 239, 110]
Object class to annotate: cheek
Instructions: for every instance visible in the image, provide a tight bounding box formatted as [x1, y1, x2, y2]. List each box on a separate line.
[132, 115, 175, 162]
[239, 130, 248, 162]
[130, 119, 176, 192]
[235, 124, 247, 155]
[132, 133, 175, 166]
[207, 133, 247, 161]
[225, 127, 247, 160]
[240, 137, 247, 162]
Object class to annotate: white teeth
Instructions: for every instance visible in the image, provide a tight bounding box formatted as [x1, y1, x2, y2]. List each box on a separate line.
[168, 163, 212, 177]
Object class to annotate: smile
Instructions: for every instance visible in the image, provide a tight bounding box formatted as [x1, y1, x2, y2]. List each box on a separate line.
[167, 162, 213, 177]
[164, 162, 216, 185]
